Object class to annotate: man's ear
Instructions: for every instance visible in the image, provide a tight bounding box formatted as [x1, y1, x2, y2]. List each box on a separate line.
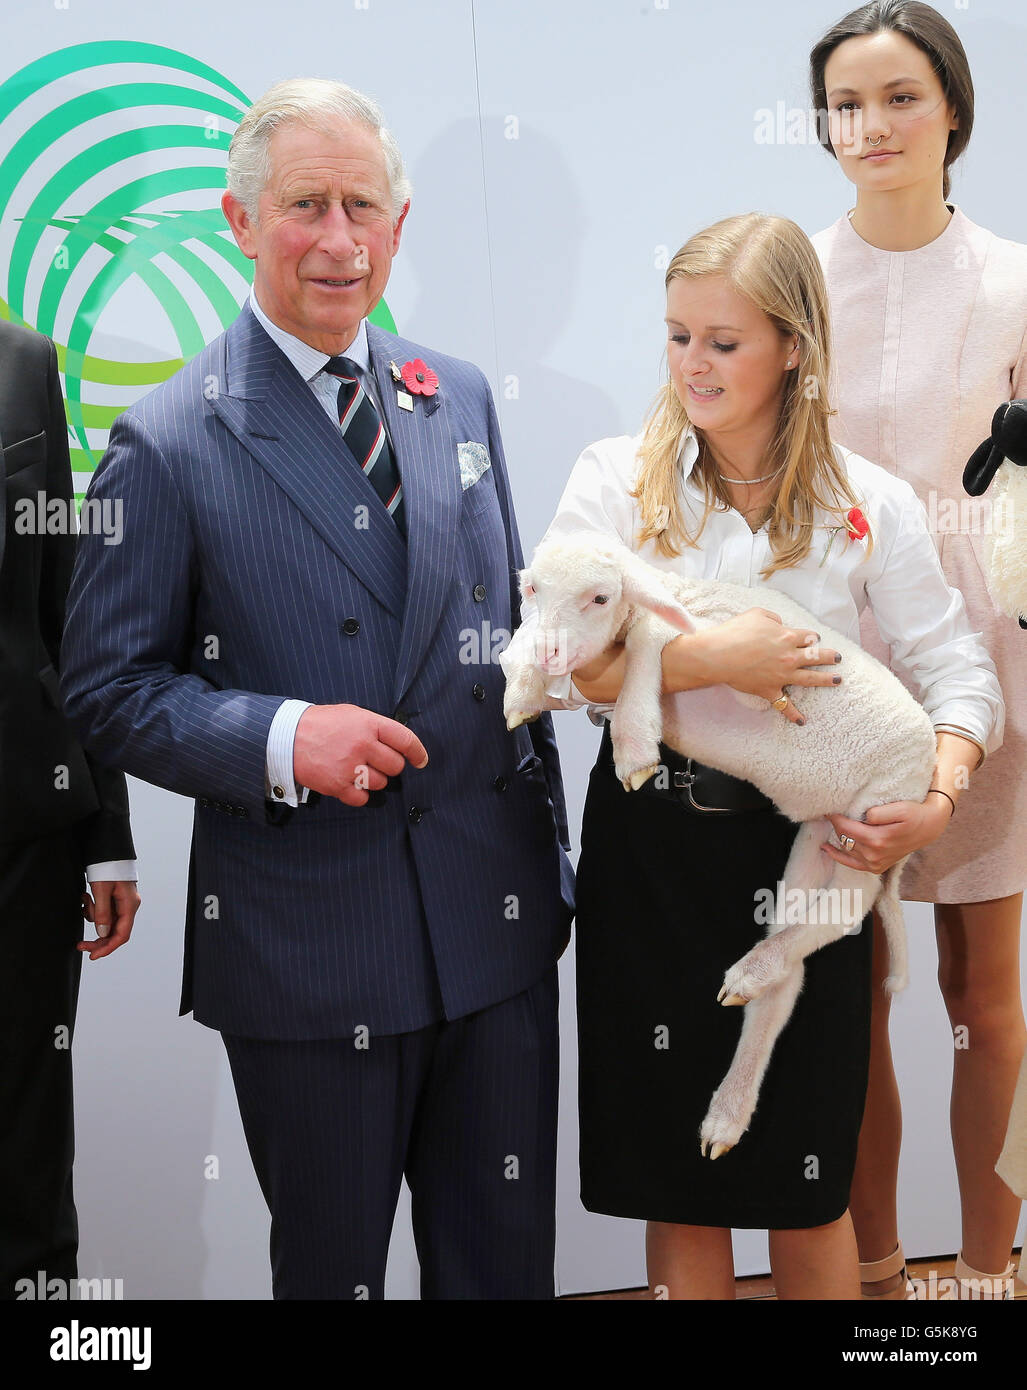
[222, 190, 258, 260]
[391, 200, 411, 255]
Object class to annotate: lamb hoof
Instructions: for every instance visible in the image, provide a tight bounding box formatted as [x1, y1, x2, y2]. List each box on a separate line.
[699, 1098, 749, 1159]
[623, 763, 660, 792]
[505, 711, 539, 729]
[719, 943, 787, 1006]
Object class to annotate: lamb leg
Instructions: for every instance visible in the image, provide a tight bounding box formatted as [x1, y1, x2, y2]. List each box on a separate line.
[700, 964, 805, 1158]
[718, 821, 876, 1005]
[503, 661, 547, 729]
[611, 615, 673, 790]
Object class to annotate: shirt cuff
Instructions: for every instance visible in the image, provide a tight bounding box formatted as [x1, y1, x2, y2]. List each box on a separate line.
[932, 723, 988, 767]
[543, 670, 591, 710]
[86, 860, 138, 883]
[266, 699, 313, 807]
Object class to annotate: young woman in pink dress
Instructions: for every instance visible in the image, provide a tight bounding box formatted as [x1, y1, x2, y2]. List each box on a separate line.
[809, 0, 1027, 1299]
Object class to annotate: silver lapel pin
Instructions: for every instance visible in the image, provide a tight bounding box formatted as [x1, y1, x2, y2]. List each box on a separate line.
[389, 360, 414, 409]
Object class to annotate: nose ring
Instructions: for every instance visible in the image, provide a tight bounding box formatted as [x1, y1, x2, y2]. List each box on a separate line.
[867, 135, 883, 147]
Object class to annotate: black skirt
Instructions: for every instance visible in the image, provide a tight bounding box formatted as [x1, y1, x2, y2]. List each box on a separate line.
[575, 729, 873, 1230]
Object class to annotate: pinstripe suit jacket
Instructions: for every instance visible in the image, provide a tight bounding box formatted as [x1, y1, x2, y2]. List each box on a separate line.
[60, 303, 573, 1038]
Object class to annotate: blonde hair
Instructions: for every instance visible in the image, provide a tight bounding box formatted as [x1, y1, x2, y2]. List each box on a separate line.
[634, 212, 871, 579]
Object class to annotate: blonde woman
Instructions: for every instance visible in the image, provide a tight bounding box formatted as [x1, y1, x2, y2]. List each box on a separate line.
[809, 0, 1027, 1299]
[525, 213, 1002, 1299]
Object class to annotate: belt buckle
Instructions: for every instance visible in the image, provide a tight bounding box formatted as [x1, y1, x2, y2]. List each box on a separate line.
[675, 758, 735, 814]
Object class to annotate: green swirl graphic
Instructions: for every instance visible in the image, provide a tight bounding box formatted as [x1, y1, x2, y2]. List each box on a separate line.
[0, 41, 397, 484]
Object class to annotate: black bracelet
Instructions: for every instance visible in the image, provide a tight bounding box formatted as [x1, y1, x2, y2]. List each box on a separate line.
[927, 788, 956, 817]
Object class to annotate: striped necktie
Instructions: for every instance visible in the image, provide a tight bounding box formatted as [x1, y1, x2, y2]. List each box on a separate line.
[323, 356, 406, 536]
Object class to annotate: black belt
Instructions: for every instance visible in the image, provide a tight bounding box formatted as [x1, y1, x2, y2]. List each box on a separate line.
[596, 722, 775, 815]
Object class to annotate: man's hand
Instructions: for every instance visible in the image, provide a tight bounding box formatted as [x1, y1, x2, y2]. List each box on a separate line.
[293, 703, 429, 806]
[79, 879, 141, 960]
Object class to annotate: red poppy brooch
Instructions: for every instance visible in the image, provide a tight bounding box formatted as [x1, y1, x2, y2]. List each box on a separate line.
[389, 358, 439, 411]
[820, 506, 869, 566]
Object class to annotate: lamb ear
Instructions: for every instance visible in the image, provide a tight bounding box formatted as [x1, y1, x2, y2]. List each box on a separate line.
[963, 438, 1003, 497]
[619, 553, 696, 632]
[964, 400, 1027, 494]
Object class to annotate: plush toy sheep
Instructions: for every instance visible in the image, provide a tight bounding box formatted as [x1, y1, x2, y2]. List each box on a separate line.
[502, 535, 937, 1158]
[963, 399, 1027, 629]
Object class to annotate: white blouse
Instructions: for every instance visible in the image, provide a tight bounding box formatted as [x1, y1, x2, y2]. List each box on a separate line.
[522, 428, 1004, 757]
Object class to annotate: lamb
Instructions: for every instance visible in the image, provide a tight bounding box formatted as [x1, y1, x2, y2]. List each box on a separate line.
[501, 534, 937, 1159]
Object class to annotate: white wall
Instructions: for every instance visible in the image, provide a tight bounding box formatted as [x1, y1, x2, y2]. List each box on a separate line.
[4, 0, 1022, 1297]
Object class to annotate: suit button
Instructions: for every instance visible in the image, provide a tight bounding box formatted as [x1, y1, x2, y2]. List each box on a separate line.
[408, 806, 423, 824]
[394, 708, 410, 725]
[493, 775, 508, 792]
[472, 683, 486, 701]
[472, 583, 486, 602]
[341, 617, 360, 635]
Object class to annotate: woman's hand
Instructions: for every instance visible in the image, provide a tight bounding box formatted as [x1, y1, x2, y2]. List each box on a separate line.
[691, 608, 842, 723]
[571, 609, 842, 714]
[822, 796, 952, 875]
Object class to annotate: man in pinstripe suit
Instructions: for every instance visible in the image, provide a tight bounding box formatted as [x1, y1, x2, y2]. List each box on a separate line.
[59, 79, 573, 1299]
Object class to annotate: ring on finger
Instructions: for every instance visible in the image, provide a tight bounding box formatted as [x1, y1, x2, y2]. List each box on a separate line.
[839, 834, 855, 852]
[771, 691, 789, 712]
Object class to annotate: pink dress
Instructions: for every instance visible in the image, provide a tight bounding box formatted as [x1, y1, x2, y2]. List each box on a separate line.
[813, 206, 1027, 904]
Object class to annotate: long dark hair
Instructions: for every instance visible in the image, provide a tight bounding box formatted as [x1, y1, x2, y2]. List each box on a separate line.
[810, 1, 974, 200]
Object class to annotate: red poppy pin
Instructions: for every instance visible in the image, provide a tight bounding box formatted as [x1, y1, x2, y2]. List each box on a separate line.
[400, 359, 439, 397]
[820, 506, 869, 566]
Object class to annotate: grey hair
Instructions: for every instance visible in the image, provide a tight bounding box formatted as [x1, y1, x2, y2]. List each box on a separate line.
[226, 77, 412, 222]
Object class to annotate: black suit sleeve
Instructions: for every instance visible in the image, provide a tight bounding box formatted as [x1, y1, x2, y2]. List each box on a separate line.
[41, 338, 135, 866]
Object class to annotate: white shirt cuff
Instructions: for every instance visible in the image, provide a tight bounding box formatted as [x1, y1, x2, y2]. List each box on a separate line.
[932, 722, 989, 766]
[266, 699, 312, 807]
[541, 670, 594, 711]
[86, 860, 138, 883]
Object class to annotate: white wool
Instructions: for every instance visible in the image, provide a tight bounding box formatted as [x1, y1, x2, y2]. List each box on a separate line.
[503, 533, 939, 1158]
[985, 461, 1027, 622]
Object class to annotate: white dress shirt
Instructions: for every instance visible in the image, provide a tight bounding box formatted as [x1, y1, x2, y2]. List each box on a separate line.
[249, 287, 390, 807]
[85, 859, 137, 884]
[524, 428, 1004, 759]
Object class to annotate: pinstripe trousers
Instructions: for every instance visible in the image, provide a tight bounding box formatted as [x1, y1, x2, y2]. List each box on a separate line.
[221, 966, 559, 1300]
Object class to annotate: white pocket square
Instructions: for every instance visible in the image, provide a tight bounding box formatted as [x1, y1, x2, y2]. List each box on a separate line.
[458, 441, 491, 490]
